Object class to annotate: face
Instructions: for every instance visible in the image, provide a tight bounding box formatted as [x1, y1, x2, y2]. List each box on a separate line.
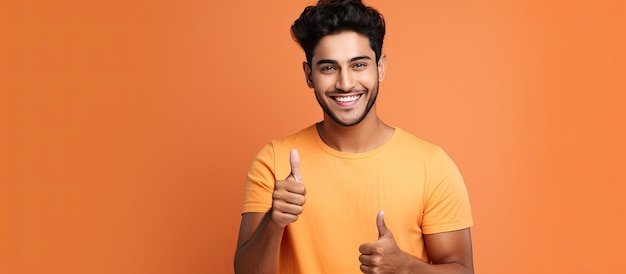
[304, 31, 386, 127]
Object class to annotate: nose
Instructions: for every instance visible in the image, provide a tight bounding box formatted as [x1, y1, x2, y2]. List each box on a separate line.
[335, 69, 356, 92]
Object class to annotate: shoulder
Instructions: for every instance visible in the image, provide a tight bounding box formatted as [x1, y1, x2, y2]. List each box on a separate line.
[392, 127, 447, 159]
[265, 124, 319, 156]
[248, 124, 319, 181]
[271, 124, 317, 146]
[388, 127, 463, 178]
[252, 124, 319, 170]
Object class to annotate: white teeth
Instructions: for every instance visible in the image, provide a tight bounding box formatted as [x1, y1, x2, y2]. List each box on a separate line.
[334, 95, 360, 102]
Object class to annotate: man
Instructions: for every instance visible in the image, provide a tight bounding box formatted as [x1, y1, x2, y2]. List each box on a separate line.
[234, 0, 474, 273]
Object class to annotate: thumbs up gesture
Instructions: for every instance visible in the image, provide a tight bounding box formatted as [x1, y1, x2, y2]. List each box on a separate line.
[358, 211, 411, 273]
[270, 149, 306, 227]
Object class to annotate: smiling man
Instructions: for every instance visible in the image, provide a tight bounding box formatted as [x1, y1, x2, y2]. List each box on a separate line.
[234, 1, 474, 273]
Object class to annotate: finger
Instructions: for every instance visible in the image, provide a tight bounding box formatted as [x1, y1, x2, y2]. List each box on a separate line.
[358, 254, 372, 264]
[358, 252, 373, 273]
[359, 263, 368, 273]
[273, 202, 304, 215]
[273, 192, 305, 208]
[377, 210, 390, 239]
[289, 148, 302, 182]
[274, 180, 306, 196]
[358, 243, 374, 255]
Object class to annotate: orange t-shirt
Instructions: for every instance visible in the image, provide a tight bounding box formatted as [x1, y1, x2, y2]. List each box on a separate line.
[242, 124, 473, 273]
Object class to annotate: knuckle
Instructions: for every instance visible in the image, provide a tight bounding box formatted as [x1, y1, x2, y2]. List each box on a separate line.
[272, 198, 282, 207]
[374, 247, 385, 255]
[358, 254, 366, 263]
[358, 244, 368, 254]
[274, 180, 284, 188]
[291, 196, 302, 206]
[297, 184, 306, 194]
[272, 188, 285, 198]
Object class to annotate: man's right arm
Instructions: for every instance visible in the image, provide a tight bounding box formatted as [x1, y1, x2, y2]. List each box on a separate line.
[234, 212, 284, 274]
[234, 149, 305, 274]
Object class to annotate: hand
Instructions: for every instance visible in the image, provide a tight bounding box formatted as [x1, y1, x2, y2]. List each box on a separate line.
[358, 211, 411, 273]
[270, 149, 306, 227]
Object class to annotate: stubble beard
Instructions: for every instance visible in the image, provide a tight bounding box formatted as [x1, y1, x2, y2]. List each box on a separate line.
[315, 83, 379, 127]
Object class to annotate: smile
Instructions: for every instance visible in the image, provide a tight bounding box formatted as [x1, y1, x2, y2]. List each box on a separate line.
[332, 95, 362, 103]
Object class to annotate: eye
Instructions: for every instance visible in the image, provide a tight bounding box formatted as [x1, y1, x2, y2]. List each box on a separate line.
[320, 66, 336, 73]
[353, 63, 367, 69]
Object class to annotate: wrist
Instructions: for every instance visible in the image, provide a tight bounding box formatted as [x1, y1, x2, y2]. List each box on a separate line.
[265, 209, 286, 230]
[398, 252, 426, 274]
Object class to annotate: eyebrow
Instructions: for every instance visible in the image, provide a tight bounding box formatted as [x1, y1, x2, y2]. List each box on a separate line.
[316, 55, 372, 66]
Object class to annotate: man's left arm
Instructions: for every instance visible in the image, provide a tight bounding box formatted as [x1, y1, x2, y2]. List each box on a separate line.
[358, 211, 473, 274]
[420, 227, 474, 273]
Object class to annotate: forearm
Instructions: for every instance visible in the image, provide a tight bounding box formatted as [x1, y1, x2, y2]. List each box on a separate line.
[400, 254, 473, 274]
[234, 212, 284, 274]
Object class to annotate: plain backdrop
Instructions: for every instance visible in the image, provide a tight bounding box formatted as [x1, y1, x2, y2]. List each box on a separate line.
[1, 0, 625, 273]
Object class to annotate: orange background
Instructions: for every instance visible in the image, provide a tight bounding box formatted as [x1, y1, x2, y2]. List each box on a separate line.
[1, 0, 625, 273]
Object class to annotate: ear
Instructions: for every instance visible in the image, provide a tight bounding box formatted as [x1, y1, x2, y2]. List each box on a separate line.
[377, 54, 387, 82]
[302, 62, 314, 88]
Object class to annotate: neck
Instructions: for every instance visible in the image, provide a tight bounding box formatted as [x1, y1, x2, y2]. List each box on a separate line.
[317, 109, 394, 153]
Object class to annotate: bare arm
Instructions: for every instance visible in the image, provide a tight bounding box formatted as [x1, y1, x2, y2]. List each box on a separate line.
[234, 212, 284, 274]
[425, 228, 474, 272]
[404, 228, 474, 274]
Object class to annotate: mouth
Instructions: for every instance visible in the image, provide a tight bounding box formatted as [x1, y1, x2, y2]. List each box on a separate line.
[331, 94, 362, 104]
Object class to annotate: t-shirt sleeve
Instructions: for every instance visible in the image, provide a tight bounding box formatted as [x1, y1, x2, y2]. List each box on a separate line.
[421, 147, 473, 234]
[241, 142, 277, 214]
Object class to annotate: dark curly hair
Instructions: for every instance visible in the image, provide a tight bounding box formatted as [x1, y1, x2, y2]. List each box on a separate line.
[291, 0, 386, 67]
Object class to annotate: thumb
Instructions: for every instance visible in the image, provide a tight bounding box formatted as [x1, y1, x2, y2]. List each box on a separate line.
[288, 148, 302, 182]
[377, 210, 390, 239]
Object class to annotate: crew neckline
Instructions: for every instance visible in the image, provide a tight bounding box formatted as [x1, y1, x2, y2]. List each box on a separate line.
[309, 123, 402, 159]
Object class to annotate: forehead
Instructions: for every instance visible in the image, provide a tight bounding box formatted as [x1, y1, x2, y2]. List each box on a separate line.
[312, 31, 374, 63]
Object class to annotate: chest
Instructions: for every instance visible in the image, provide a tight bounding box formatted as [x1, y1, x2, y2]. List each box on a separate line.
[297, 156, 428, 224]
